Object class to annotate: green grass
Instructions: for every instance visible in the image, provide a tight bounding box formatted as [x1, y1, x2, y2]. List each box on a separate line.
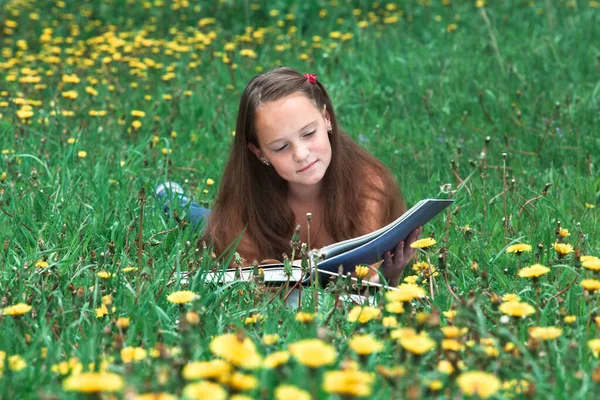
[0, 0, 599, 398]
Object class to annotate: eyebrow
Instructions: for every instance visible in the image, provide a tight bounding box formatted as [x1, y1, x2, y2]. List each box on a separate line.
[266, 120, 317, 146]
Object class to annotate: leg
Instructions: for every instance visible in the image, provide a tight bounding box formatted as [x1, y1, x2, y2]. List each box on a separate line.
[154, 181, 211, 230]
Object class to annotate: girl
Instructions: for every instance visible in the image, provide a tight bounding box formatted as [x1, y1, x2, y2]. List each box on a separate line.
[161, 67, 420, 286]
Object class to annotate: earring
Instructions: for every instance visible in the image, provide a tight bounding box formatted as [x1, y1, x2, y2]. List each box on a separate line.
[327, 123, 332, 133]
[262, 160, 271, 166]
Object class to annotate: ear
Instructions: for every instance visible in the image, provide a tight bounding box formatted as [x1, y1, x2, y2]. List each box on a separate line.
[322, 104, 332, 127]
[248, 143, 267, 163]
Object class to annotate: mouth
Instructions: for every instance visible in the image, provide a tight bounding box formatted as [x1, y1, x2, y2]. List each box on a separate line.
[297, 160, 317, 172]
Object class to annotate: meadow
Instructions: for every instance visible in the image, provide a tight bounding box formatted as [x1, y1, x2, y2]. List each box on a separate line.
[0, 0, 599, 398]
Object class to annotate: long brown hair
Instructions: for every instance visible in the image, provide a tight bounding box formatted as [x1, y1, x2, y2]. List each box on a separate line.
[203, 67, 405, 262]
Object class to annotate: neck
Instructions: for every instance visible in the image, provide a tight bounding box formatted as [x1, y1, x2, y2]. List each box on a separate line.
[287, 182, 323, 206]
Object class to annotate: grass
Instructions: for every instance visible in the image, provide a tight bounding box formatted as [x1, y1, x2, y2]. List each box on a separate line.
[0, 0, 599, 398]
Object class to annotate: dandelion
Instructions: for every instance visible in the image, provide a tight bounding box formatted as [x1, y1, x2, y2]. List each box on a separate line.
[35, 259, 49, 268]
[186, 311, 200, 325]
[323, 369, 374, 397]
[182, 381, 227, 400]
[502, 293, 520, 302]
[295, 311, 316, 323]
[440, 326, 468, 338]
[120, 347, 147, 363]
[349, 334, 384, 355]
[96, 271, 112, 279]
[347, 305, 381, 323]
[263, 351, 290, 369]
[275, 385, 311, 400]
[558, 228, 570, 237]
[528, 327, 563, 341]
[438, 360, 455, 374]
[499, 301, 535, 318]
[167, 290, 197, 304]
[3, 303, 32, 316]
[588, 339, 600, 357]
[289, 338, 337, 368]
[116, 317, 130, 329]
[263, 333, 280, 345]
[227, 372, 258, 391]
[385, 302, 405, 314]
[210, 333, 261, 369]
[457, 371, 500, 398]
[553, 242, 574, 257]
[410, 237, 437, 249]
[355, 265, 369, 279]
[564, 315, 577, 324]
[135, 393, 177, 400]
[506, 243, 532, 255]
[581, 279, 600, 293]
[385, 284, 426, 303]
[132, 120, 142, 130]
[585, 203, 595, 209]
[382, 316, 398, 328]
[131, 110, 146, 117]
[582, 258, 600, 272]
[63, 372, 124, 393]
[518, 264, 550, 278]
[399, 333, 436, 355]
[183, 359, 231, 380]
[244, 313, 265, 325]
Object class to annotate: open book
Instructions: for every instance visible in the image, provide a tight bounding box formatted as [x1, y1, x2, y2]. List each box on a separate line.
[202, 199, 453, 285]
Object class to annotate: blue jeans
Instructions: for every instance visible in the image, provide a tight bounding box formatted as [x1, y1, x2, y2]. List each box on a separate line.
[155, 183, 211, 230]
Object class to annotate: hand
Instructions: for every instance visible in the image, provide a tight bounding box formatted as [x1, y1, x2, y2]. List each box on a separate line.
[381, 227, 422, 287]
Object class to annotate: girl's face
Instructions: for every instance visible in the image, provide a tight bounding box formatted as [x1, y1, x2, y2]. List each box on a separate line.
[249, 92, 332, 193]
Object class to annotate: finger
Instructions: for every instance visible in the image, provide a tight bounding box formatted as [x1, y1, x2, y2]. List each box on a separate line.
[383, 250, 393, 267]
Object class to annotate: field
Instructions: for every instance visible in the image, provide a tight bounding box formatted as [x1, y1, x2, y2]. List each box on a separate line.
[1, 0, 600, 398]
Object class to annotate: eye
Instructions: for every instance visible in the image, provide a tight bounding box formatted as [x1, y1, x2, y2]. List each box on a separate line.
[304, 130, 316, 137]
[274, 144, 288, 152]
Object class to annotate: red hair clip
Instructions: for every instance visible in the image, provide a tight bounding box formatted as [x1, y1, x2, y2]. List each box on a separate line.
[304, 73, 317, 83]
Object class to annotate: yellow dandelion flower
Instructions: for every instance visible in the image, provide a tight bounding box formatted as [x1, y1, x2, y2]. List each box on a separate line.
[518, 264, 550, 279]
[244, 313, 265, 325]
[457, 371, 500, 399]
[581, 279, 600, 293]
[499, 301, 535, 318]
[385, 301, 405, 314]
[3, 303, 32, 316]
[77, 151, 87, 159]
[206, 178, 215, 186]
[263, 351, 290, 369]
[443, 309, 456, 320]
[186, 311, 201, 325]
[16, 108, 34, 119]
[210, 333, 261, 369]
[289, 338, 337, 368]
[96, 271, 112, 279]
[585, 203, 595, 209]
[183, 359, 231, 380]
[131, 110, 146, 117]
[120, 347, 147, 363]
[227, 371, 257, 391]
[167, 290, 197, 304]
[63, 372, 124, 393]
[410, 237, 437, 249]
[553, 242, 574, 256]
[275, 385, 311, 400]
[399, 333, 436, 355]
[382, 316, 398, 328]
[563, 315, 576, 324]
[441, 326, 468, 338]
[528, 326, 563, 341]
[390, 327, 417, 340]
[347, 305, 381, 323]
[506, 243, 532, 254]
[295, 311, 316, 323]
[132, 120, 142, 130]
[385, 284, 426, 303]
[182, 381, 227, 400]
[354, 265, 369, 279]
[437, 360, 455, 374]
[263, 333, 280, 345]
[502, 293, 520, 302]
[558, 228, 570, 237]
[582, 258, 600, 272]
[323, 369, 374, 397]
[348, 334, 384, 355]
[35, 259, 49, 268]
[588, 339, 600, 357]
[116, 317, 130, 329]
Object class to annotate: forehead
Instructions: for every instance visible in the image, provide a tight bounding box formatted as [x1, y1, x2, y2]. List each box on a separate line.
[255, 93, 320, 142]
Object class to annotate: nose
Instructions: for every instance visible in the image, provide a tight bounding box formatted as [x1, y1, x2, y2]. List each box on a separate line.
[293, 143, 309, 162]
